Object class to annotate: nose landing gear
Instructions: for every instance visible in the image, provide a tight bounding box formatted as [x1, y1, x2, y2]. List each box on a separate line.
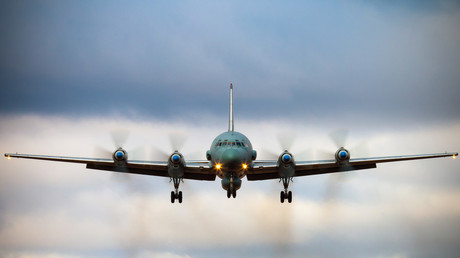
[227, 188, 237, 198]
[226, 174, 237, 198]
[222, 173, 240, 198]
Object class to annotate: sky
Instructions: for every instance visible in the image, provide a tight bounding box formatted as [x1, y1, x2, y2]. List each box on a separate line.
[0, 0, 459, 257]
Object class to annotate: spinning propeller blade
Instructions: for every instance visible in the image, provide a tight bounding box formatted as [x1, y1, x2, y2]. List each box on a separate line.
[111, 129, 130, 149]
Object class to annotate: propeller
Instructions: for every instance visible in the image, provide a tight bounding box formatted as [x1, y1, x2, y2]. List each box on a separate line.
[93, 129, 131, 159]
[320, 129, 370, 203]
[329, 129, 349, 149]
[93, 129, 147, 181]
[314, 129, 369, 161]
[277, 131, 297, 152]
[261, 131, 315, 161]
[150, 132, 192, 189]
[111, 129, 130, 149]
[169, 132, 188, 152]
[151, 132, 190, 161]
[260, 131, 296, 160]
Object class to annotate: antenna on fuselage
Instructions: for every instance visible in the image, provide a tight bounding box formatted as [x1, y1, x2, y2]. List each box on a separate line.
[228, 83, 234, 132]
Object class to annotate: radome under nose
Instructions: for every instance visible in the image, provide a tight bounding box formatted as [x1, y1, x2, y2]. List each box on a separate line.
[222, 149, 241, 169]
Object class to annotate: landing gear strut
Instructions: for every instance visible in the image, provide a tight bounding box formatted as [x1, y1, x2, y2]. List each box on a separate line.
[170, 177, 183, 203]
[226, 174, 237, 198]
[280, 177, 293, 203]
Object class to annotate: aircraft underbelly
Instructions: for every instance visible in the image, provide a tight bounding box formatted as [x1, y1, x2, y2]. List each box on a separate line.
[216, 168, 246, 179]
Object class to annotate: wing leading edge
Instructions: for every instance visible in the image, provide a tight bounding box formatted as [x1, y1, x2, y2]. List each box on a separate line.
[247, 152, 458, 180]
[4, 153, 216, 181]
[5, 152, 457, 181]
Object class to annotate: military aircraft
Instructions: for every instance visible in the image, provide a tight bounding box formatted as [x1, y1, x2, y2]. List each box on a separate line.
[5, 84, 458, 203]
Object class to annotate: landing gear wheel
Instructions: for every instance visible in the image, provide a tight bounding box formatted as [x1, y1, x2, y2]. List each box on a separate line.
[178, 191, 183, 203]
[171, 191, 175, 203]
[280, 191, 285, 203]
[171, 177, 183, 204]
[227, 190, 231, 198]
[232, 189, 237, 198]
[288, 191, 292, 203]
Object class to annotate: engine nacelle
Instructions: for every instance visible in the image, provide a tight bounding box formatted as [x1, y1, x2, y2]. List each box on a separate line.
[280, 152, 293, 164]
[168, 151, 185, 178]
[277, 151, 295, 178]
[170, 153, 182, 164]
[335, 147, 350, 165]
[112, 148, 128, 165]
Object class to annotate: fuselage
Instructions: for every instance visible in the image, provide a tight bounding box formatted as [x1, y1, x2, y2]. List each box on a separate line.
[207, 131, 256, 192]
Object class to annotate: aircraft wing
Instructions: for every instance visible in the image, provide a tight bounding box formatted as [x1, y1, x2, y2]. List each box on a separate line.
[247, 152, 458, 180]
[4, 153, 216, 181]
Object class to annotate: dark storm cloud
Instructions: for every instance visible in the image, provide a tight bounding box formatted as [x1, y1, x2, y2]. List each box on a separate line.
[1, 1, 459, 126]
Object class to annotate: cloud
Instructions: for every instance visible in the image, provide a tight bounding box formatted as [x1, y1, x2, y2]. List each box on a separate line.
[0, 1, 459, 125]
[1, 1, 459, 257]
[0, 115, 459, 257]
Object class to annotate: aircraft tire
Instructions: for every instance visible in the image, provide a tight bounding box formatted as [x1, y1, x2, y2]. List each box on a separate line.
[171, 191, 175, 203]
[280, 191, 285, 203]
[227, 190, 231, 198]
[232, 189, 236, 198]
[178, 191, 183, 203]
[288, 191, 292, 203]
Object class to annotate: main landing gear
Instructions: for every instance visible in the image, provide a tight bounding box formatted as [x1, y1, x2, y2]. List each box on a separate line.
[280, 190, 292, 203]
[280, 177, 293, 203]
[170, 177, 183, 203]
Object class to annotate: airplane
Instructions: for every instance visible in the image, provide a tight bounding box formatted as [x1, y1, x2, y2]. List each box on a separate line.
[5, 84, 458, 204]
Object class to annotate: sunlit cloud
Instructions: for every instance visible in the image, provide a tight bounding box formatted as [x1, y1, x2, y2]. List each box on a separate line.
[0, 115, 459, 257]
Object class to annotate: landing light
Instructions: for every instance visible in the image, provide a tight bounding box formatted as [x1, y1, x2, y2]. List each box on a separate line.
[242, 164, 248, 169]
[7, 155, 11, 160]
[454, 155, 456, 159]
[216, 164, 221, 169]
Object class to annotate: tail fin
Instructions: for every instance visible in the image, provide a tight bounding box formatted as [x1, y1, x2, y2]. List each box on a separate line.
[228, 83, 234, 132]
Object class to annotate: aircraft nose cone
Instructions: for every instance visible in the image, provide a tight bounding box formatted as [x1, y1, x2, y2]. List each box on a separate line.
[222, 149, 241, 169]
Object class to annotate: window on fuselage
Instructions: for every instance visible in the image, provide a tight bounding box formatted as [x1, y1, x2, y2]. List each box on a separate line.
[222, 141, 227, 146]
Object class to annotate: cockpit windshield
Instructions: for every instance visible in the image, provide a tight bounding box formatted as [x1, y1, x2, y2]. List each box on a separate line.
[215, 140, 248, 148]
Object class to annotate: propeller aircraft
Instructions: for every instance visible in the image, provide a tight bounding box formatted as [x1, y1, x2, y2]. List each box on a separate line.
[5, 84, 458, 203]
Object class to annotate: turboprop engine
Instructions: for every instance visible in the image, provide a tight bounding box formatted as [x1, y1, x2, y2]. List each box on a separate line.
[168, 151, 185, 178]
[335, 147, 350, 165]
[112, 148, 128, 166]
[277, 151, 295, 178]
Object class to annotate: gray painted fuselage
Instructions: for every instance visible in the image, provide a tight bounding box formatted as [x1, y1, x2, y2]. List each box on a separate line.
[208, 131, 255, 191]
